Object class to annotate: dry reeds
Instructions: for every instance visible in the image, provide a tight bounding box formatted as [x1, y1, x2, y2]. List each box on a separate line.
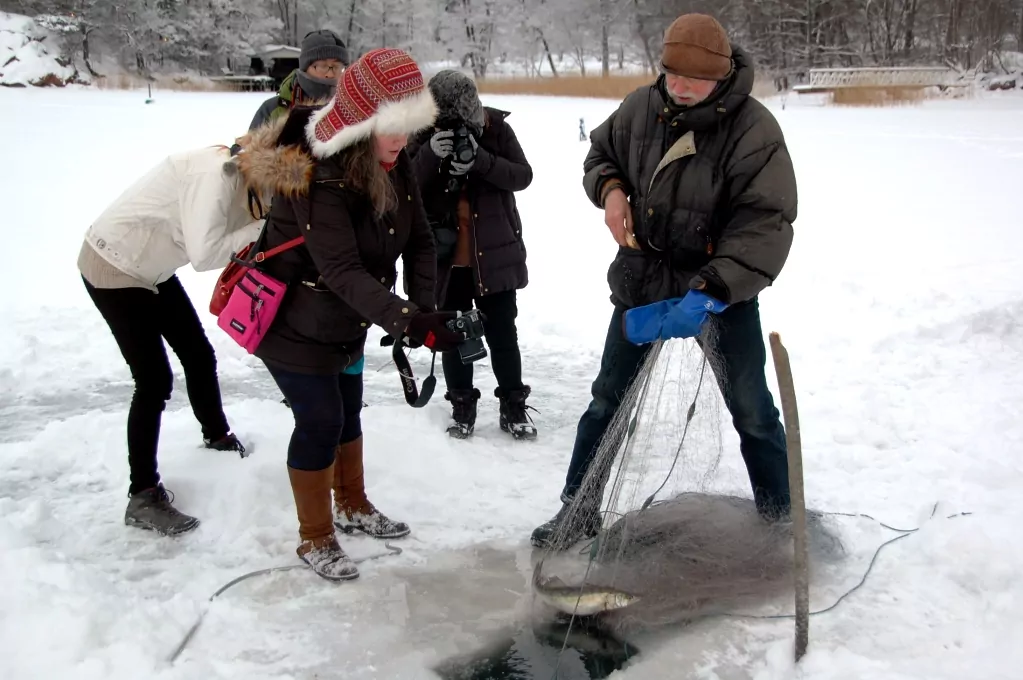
[91, 72, 235, 92]
[476, 73, 780, 102]
[828, 85, 930, 107]
[476, 73, 655, 99]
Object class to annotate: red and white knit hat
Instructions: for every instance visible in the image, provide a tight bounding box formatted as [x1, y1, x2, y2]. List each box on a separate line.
[305, 47, 437, 158]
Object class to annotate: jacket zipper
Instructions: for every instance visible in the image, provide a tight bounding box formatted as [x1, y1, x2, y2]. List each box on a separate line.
[471, 211, 484, 294]
[469, 192, 485, 295]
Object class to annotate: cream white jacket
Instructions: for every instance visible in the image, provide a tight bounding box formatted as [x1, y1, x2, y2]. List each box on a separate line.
[84, 145, 264, 287]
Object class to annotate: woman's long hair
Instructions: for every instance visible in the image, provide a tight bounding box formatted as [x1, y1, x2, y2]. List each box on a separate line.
[273, 107, 397, 218]
[341, 138, 397, 218]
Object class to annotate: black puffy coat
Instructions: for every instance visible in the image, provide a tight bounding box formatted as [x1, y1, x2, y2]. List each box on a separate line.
[583, 45, 797, 308]
[236, 108, 437, 375]
[407, 106, 532, 301]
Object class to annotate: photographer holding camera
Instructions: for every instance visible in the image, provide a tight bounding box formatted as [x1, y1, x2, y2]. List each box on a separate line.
[407, 70, 536, 440]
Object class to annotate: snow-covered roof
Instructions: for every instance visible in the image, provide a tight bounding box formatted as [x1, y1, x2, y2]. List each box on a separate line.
[255, 45, 300, 60]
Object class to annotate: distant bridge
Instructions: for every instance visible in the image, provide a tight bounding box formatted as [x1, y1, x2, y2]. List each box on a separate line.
[794, 66, 966, 93]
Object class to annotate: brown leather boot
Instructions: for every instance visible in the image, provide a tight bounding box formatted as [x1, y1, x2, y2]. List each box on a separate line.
[288, 464, 358, 581]
[333, 435, 410, 539]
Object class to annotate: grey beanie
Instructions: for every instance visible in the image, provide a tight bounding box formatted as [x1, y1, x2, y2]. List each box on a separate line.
[428, 69, 485, 133]
[299, 30, 349, 71]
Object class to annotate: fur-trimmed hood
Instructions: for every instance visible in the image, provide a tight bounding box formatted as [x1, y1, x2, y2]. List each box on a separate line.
[229, 111, 318, 201]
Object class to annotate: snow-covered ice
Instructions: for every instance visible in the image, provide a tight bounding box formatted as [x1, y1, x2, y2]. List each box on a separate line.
[1, 83, 1022, 679]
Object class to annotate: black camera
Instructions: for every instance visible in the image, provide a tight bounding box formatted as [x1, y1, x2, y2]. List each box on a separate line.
[445, 309, 487, 365]
[450, 125, 476, 164]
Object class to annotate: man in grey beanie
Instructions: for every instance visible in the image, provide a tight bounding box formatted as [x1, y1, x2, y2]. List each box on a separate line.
[248, 29, 349, 131]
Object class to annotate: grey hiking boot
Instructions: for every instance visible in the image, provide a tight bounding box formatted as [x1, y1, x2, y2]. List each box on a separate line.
[124, 485, 199, 536]
[530, 501, 602, 549]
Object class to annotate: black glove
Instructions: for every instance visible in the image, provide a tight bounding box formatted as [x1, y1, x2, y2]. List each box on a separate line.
[405, 311, 464, 353]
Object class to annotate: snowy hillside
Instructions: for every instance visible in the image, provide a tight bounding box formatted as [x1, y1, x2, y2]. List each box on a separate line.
[1, 86, 1022, 680]
[0, 12, 80, 87]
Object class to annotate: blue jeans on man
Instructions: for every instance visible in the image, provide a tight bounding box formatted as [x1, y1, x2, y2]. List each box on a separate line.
[536, 295, 790, 546]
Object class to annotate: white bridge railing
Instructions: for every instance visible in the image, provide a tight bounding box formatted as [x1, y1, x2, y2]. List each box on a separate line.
[805, 67, 960, 88]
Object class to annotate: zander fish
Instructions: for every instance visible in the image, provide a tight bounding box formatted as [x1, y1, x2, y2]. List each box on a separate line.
[531, 561, 638, 616]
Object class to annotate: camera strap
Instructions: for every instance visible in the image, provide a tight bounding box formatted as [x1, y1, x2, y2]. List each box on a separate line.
[392, 341, 437, 408]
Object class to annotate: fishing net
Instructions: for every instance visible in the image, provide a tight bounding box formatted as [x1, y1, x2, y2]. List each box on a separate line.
[532, 320, 845, 637]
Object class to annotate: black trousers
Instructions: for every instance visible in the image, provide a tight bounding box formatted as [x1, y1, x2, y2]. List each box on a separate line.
[263, 364, 363, 471]
[84, 275, 231, 495]
[439, 266, 523, 394]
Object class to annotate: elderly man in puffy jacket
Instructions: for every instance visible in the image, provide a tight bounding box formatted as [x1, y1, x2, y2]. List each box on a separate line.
[531, 13, 798, 549]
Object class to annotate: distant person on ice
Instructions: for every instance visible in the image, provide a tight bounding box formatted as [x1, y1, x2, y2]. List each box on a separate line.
[531, 13, 798, 548]
[407, 69, 536, 440]
[248, 29, 348, 131]
[233, 48, 463, 581]
[77, 144, 261, 536]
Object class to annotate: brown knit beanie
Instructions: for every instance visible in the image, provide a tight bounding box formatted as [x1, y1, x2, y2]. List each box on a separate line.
[660, 14, 733, 81]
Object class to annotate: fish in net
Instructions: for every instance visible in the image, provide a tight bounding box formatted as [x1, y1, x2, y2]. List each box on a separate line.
[531, 322, 844, 636]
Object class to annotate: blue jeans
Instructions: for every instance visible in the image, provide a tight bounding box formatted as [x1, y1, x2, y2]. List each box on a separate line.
[264, 363, 364, 471]
[563, 298, 790, 516]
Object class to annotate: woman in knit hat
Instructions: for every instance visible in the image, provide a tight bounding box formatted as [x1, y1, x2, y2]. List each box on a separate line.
[233, 47, 463, 581]
[248, 29, 350, 131]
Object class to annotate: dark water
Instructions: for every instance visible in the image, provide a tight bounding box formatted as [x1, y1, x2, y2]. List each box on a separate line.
[433, 618, 640, 680]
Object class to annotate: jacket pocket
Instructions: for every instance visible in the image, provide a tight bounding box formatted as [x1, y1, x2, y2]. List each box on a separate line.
[608, 248, 677, 309]
[629, 198, 659, 251]
[279, 283, 361, 344]
[665, 207, 714, 270]
[430, 216, 459, 261]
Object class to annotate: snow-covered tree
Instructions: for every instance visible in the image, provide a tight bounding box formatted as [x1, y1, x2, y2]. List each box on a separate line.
[6, 0, 1021, 78]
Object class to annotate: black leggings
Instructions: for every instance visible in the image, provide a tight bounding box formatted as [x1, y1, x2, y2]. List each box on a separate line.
[84, 275, 231, 495]
[440, 266, 523, 393]
[264, 364, 364, 471]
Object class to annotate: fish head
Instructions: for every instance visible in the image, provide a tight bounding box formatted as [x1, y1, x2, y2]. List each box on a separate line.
[606, 590, 638, 611]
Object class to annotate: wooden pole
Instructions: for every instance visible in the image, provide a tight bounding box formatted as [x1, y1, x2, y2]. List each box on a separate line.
[769, 331, 809, 662]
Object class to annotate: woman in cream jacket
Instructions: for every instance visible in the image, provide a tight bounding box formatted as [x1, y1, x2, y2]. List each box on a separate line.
[78, 143, 262, 536]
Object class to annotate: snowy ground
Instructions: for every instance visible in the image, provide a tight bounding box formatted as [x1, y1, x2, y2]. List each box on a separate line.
[1, 84, 1022, 679]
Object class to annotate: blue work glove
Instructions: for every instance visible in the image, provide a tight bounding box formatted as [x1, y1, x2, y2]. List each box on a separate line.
[622, 298, 681, 345]
[623, 290, 728, 345]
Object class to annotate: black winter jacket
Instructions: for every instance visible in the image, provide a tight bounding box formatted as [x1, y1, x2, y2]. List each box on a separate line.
[583, 45, 797, 308]
[407, 106, 532, 300]
[236, 108, 437, 375]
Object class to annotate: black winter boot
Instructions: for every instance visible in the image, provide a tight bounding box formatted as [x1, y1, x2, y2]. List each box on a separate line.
[530, 500, 602, 549]
[495, 385, 538, 440]
[204, 433, 248, 458]
[445, 388, 481, 439]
